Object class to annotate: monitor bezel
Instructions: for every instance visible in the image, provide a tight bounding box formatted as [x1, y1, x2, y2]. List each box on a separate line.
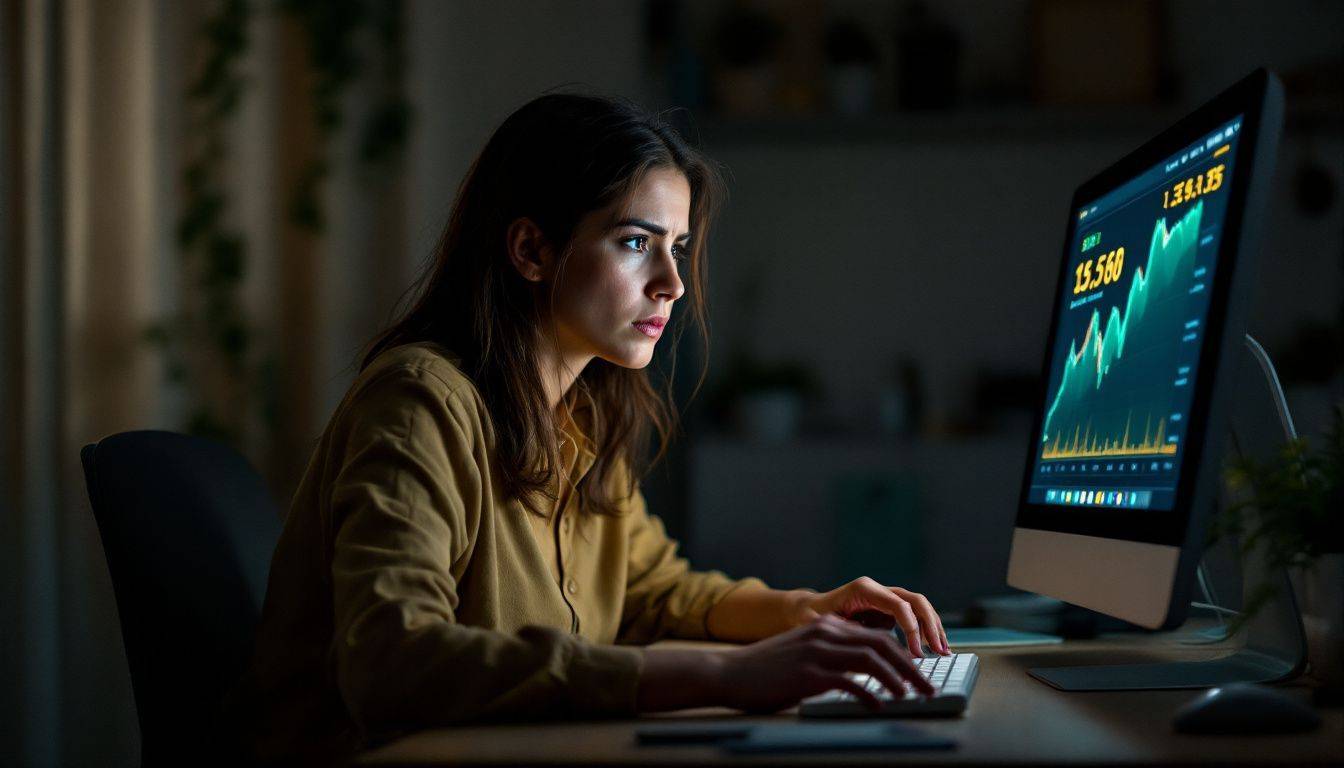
[1013, 69, 1280, 548]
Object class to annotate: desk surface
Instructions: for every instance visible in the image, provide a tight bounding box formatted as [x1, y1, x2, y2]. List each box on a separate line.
[358, 631, 1344, 766]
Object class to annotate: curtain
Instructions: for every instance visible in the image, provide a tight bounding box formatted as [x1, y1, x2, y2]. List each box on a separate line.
[1, 1, 409, 764]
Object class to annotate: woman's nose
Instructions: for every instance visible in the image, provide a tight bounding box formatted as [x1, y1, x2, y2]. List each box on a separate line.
[649, 250, 685, 301]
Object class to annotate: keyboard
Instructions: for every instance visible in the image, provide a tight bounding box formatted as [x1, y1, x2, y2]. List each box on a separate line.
[799, 652, 979, 717]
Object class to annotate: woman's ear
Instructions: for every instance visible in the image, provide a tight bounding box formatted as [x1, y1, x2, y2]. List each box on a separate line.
[506, 217, 554, 283]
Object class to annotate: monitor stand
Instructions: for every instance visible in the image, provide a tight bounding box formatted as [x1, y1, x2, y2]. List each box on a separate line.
[1028, 335, 1308, 691]
[1027, 559, 1307, 691]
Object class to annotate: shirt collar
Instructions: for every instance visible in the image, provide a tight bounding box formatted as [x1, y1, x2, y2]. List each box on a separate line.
[557, 393, 598, 476]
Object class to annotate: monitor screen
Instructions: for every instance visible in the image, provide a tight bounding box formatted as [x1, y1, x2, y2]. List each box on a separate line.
[1026, 115, 1245, 514]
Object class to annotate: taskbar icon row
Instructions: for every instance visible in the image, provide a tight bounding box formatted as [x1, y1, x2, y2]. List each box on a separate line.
[1044, 488, 1153, 509]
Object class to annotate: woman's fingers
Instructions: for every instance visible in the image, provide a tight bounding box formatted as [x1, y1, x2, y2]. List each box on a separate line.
[816, 615, 934, 695]
[892, 587, 949, 655]
[818, 669, 883, 711]
[907, 591, 941, 654]
[817, 578, 952, 656]
[814, 641, 909, 703]
[854, 580, 925, 657]
[822, 672, 887, 715]
[895, 601, 926, 657]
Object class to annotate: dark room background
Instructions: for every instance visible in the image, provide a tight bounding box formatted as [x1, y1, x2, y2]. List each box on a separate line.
[3, 1, 1341, 765]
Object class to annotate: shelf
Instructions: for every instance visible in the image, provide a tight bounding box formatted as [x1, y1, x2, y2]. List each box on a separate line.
[685, 103, 1342, 149]
[689, 105, 1187, 148]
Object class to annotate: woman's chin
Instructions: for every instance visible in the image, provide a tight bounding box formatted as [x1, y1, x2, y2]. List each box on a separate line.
[602, 346, 656, 370]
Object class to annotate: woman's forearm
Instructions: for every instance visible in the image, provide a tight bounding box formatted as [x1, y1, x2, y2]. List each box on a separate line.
[705, 586, 815, 643]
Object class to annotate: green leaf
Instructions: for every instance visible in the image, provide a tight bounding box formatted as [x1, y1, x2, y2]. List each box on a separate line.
[206, 233, 246, 283]
[177, 191, 224, 250]
[219, 321, 250, 368]
[1214, 399, 1344, 624]
[359, 101, 411, 164]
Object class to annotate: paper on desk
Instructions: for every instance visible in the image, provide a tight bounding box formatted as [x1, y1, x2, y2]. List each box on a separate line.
[946, 627, 1063, 647]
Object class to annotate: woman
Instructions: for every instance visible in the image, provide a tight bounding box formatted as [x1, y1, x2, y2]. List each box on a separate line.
[233, 93, 949, 764]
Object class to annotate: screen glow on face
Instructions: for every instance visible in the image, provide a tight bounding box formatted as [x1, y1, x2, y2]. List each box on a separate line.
[549, 167, 690, 372]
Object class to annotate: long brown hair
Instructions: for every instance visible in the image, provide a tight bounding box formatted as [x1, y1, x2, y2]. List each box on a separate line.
[362, 94, 726, 518]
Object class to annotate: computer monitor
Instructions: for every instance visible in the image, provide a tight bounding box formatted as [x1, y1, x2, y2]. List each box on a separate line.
[1006, 71, 1284, 650]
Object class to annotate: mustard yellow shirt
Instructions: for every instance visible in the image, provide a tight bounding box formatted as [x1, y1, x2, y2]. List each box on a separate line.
[231, 341, 765, 762]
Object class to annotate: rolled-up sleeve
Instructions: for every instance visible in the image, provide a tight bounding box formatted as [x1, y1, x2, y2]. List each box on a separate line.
[616, 486, 767, 645]
[327, 366, 644, 735]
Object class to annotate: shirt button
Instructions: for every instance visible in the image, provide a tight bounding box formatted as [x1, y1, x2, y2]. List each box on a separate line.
[566, 578, 578, 596]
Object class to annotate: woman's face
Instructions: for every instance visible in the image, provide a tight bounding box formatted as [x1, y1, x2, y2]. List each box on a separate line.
[548, 166, 690, 370]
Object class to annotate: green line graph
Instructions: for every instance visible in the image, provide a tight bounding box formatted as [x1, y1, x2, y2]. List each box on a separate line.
[1041, 200, 1204, 460]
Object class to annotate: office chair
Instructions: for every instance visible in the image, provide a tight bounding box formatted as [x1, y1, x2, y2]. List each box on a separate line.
[81, 430, 281, 767]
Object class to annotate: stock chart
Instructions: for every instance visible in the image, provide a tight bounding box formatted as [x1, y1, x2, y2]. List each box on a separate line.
[1029, 117, 1244, 512]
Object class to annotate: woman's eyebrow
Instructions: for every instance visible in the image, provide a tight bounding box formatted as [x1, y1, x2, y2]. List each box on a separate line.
[613, 217, 691, 241]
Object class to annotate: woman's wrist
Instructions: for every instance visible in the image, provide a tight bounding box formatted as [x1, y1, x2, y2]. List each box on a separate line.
[635, 647, 730, 712]
[781, 588, 820, 630]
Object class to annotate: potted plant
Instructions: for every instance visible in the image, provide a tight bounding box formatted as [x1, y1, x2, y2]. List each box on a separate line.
[711, 348, 822, 442]
[824, 18, 879, 117]
[1213, 402, 1344, 690]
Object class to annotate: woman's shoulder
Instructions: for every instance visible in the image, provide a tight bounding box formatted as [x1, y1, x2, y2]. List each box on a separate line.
[362, 340, 469, 386]
[345, 341, 485, 421]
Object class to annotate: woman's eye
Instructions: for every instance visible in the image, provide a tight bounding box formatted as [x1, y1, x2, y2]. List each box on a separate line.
[619, 234, 686, 264]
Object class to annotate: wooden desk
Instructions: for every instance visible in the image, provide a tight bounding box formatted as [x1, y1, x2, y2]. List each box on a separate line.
[358, 632, 1344, 766]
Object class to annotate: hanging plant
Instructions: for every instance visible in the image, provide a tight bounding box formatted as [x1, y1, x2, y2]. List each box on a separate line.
[278, 0, 411, 230]
[146, 0, 411, 448]
[145, 0, 254, 442]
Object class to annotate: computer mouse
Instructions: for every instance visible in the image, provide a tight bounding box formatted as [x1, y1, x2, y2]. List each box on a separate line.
[1173, 682, 1322, 735]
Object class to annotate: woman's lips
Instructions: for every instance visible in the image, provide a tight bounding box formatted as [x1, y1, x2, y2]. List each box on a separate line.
[632, 321, 663, 338]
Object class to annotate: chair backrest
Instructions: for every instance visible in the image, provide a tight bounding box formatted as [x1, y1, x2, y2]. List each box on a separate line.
[81, 430, 281, 767]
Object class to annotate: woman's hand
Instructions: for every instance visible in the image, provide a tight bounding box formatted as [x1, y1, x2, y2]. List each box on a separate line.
[637, 613, 935, 715]
[718, 613, 935, 713]
[785, 577, 949, 657]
